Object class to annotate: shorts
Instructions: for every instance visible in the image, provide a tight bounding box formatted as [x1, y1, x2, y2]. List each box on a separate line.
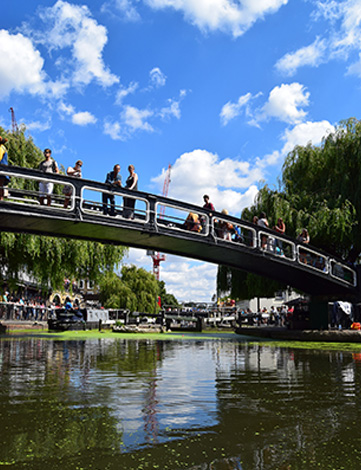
[0, 176, 9, 197]
[39, 181, 54, 196]
[0, 175, 9, 186]
[62, 185, 73, 196]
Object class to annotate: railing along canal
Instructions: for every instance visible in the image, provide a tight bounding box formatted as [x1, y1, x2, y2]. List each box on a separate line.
[0, 165, 357, 289]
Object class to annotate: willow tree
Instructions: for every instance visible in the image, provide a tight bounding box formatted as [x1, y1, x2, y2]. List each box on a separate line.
[218, 117, 361, 300]
[0, 127, 126, 289]
[99, 267, 160, 313]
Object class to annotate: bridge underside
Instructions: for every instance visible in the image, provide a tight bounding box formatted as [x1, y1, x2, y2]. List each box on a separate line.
[0, 204, 359, 301]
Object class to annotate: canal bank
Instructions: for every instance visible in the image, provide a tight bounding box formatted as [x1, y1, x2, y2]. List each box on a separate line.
[236, 325, 361, 342]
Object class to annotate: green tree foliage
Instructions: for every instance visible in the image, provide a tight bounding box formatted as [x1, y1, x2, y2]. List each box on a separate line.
[0, 127, 126, 288]
[218, 117, 361, 299]
[217, 265, 283, 300]
[99, 266, 160, 313]
[158, 280, 179, 307]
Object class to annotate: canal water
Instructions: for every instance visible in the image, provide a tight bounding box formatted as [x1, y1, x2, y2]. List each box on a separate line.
[1, 333, 361, 469]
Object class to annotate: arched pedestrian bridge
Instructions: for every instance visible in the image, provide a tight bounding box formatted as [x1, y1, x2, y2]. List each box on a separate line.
[0, 165, 359, 300]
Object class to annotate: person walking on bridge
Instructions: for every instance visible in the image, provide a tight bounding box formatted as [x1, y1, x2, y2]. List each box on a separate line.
[103, 164, 121, 216]
[0, 136, 9, 201]
[39, 148, 59, 206]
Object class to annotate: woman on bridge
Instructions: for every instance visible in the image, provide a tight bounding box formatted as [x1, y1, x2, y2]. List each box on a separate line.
[297, 228, 310, 264]
[123, 165, 138, 219]
[63, 160, 83, 208]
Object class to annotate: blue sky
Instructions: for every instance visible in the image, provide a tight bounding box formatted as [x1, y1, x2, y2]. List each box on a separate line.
[2, 0, 361, 302]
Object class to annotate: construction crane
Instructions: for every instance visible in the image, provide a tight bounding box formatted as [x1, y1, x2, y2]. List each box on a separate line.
[9, 107, 19, 134]
[148, 164, 171, 280]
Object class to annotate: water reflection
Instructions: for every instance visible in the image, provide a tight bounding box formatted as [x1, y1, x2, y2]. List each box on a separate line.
[1, 336, 361, 469]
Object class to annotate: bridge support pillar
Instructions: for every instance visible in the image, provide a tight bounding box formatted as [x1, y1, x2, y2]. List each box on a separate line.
[309, 297, 329, 330]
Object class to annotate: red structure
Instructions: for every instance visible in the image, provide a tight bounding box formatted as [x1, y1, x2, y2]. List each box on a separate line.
[9, 107, 19, 133]
[148, 251, 166, 281]
[148, 164, 171, 279]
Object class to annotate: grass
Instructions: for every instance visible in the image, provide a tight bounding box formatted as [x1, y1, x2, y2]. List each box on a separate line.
[3, 328, 361, 353]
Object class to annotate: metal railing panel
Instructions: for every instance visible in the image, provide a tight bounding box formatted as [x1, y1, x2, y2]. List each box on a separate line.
[296, 245, 329, 274]
[214, 218, 257, 249]
[257, 231, 296, 261]
[0, 169, 75, 210]
[80, 186, 150, 223]
[330, 259, 357, 287]
[155, 201, 209, 236]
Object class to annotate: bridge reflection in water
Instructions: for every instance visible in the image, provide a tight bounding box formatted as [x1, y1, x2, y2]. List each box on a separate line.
[0, 165, 359, 300]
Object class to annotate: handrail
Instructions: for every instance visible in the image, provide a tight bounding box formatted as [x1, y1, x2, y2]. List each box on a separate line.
[0, 165, 357, 290]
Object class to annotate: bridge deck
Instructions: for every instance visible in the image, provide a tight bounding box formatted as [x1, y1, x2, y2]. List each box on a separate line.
[0, 165, 359, 300]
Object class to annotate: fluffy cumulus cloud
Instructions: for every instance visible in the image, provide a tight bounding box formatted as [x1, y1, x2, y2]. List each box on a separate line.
[281, 120, 335, 154]
[72, 111, 97, 126]
[152, 149, 261, 215]
[147, 0, 289, 37]
[258, 83, 310, 124]
[107, 0, 288, 37]
[37, 0, 119, 87]
[0, 30, 47, 98]
[222, 83, 310, 126]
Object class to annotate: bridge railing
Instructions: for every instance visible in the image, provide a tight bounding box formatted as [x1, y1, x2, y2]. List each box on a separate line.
[330, 259, 357, 287]
[80, 186, 149, 223]
[0, 169, 71, 209]
[0, 165, 358, 289]
[213, 217, 256, 248]
[257, 230, 296, 261]
[296, 244, 329, 275]
[155, 201, 210, 236]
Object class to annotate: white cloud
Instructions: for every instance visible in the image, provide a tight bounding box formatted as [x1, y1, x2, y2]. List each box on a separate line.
[221, 84, 310, 127]
[281, 120, 335, 154]
[101, 0, 141, 22]
[115, 82, 139, 104]
[275, 0, 361, 77]
[275, 37, 327, 76]
[25, 119, 52, 132]
[256, 83, 310, 125]
[104, 120, 123, 140]
[152, 149, 262, 215]
[159, 90, 186, 120]
[149, 67, 167, 87]
[72, 111, 97, 126]
[105, 91, 185, 140]
[38, 0, 119, 87]
[0, 30, 47, 98]
[144, 0, 288, 37]
[124, 248, 217, 302]
[220, 92, 253, 126]
[159, 99, 181, 120]
[58, 101, 75, 116]
[103, 105, 154, 140]
[122, 105, 154, 131]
